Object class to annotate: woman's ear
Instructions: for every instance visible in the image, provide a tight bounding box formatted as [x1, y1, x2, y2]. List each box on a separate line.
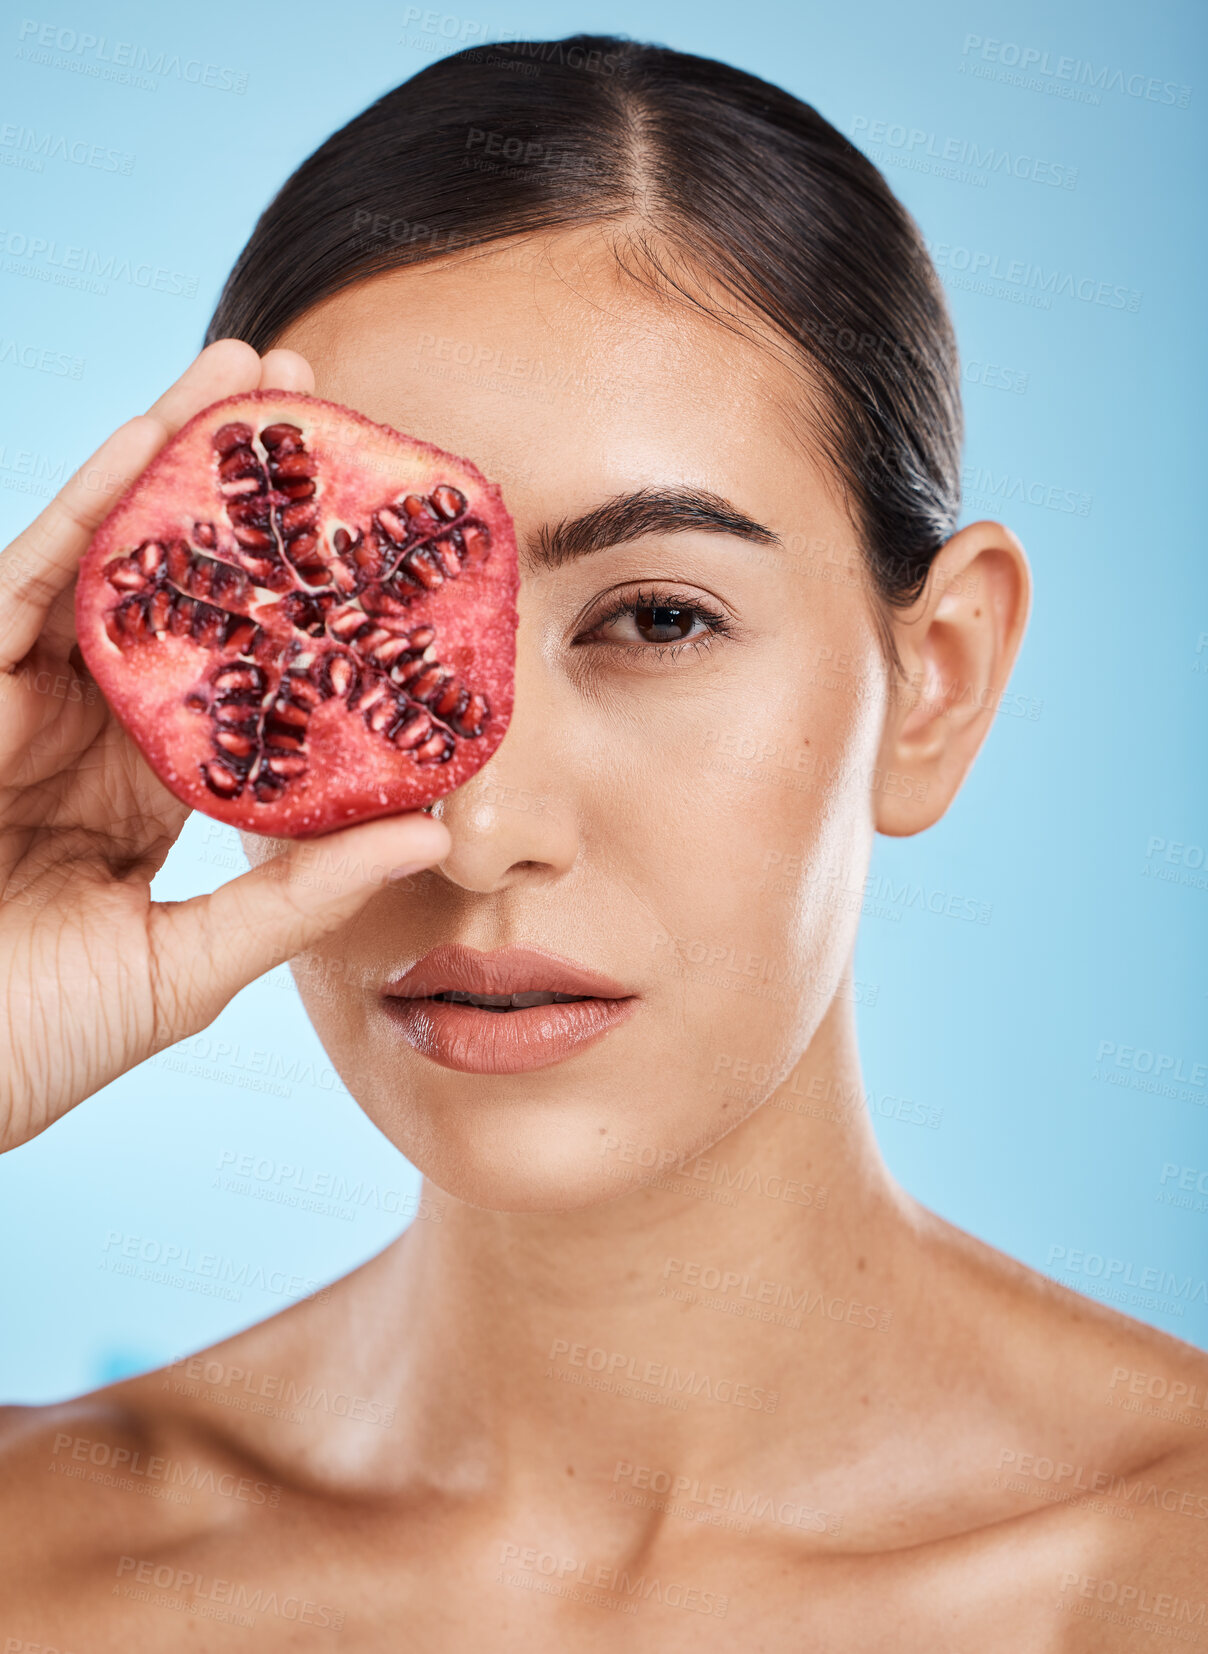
[874, 519, 1032, 836]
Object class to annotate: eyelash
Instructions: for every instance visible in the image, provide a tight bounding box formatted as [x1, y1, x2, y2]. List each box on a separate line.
[578, 586, 736, 664]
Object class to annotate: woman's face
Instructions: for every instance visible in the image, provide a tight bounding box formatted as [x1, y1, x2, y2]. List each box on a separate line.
[259, 226, 891, 1211]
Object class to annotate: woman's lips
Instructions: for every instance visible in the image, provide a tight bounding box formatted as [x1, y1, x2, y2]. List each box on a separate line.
[380, 944, 638, 1074]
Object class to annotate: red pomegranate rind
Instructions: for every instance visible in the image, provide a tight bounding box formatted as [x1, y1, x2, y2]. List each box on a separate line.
[74, 390, 519, 837]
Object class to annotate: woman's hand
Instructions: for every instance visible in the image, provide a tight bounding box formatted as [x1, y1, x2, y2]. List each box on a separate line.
[0, 340, 451, 1152]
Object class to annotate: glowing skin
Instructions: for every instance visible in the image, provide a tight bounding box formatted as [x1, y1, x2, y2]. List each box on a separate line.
[263, 227, 893, 1212]
[0, 230, 1205, 1649]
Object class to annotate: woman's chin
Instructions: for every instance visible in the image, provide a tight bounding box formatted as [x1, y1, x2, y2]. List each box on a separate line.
[372, 1095, 733, 1215]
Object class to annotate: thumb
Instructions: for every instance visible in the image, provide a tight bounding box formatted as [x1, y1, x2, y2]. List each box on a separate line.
[150, 812, 451, 1038]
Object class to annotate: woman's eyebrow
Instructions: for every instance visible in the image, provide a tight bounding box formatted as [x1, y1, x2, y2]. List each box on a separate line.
[526, 487, 782, 571]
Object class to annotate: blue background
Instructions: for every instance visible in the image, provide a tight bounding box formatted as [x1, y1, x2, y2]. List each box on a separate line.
[0, 0, 1204, 1399]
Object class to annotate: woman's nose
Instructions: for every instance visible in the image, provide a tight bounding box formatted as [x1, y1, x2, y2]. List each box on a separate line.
[426, 638, 580, 894]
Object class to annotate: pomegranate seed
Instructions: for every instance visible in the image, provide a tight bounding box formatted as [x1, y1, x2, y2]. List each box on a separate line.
[189, 562, 215, 603]
[431, 539, 461, 578]
[105, 556, 146, 592]
[326, 655, 358, 699]
[223, 619, 259, 654]
[432, 680, 465, 718]
[377, 507, 408, 544]
[329, 609, 367, 643]
[408, 665, 448, 702]
[266, 727, 305, 754]
[215, 703, 257, 727]
[213, 664, 265, 695]
[391, 710, 432, 749]
[414, 730, 454, 764]
[367, 697, 401, 734]
[400, 551, 443, 591]
[370, 635, 414, 668]
[282, 501, 318, 536]
[203, 759, 243, 796]
[285, 676, 322, 709]
[219, 449, 257, 481]
[459, 524, 490, 563]
[260, 423, 303, 450]
[271, 699, 309, 729]
[212, 422, 253, 456]
[452, 692, 489, 736]
[211, 563, 250, 604]
[233, 525, 274, 551]
[393, 655, 428, 686]
[431, 484, 466, 520]
[147, 589, 174, 634]
[192, 605, 227, 649]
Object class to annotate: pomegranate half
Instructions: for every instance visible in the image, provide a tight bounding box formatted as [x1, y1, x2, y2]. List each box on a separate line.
[75, 391, 519, 837]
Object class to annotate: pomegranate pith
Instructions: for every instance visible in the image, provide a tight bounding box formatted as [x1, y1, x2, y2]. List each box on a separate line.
[74, 391, 519, 837]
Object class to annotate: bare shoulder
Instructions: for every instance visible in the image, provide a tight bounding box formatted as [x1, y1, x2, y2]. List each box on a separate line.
[0, 1236, 408, 1559]
[914, 1195, 1208, 1442]
[0, 1306, 296, 1572]
[909, 1203, 1208, 1641]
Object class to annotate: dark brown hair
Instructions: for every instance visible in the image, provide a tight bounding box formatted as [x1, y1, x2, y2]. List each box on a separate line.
[207, 34, 962, 626]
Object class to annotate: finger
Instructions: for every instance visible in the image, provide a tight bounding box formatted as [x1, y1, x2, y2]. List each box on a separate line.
[0, 340, 265, 673]
[151, 813, 452, 1037]
[258, 349, 315, 393]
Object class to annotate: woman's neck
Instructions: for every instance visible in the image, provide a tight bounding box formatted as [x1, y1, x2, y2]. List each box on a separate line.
[353, 985, 933, 1506]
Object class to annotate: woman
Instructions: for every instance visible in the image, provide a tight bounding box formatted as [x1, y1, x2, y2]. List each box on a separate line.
[1, 34, 1204, 1650]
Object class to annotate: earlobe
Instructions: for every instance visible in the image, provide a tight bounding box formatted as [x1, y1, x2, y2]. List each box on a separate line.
[873, 520, 1031, 838]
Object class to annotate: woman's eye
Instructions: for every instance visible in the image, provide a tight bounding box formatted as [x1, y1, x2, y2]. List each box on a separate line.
[579, 590, 733, 658]
[603, 602, 707, 644]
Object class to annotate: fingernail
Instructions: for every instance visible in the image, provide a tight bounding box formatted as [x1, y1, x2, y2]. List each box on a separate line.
[388, 859, 437, 882]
